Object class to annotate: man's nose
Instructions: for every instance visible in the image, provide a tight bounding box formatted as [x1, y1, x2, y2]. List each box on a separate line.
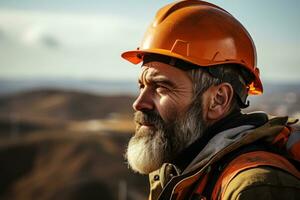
[132, 89, 154, 111]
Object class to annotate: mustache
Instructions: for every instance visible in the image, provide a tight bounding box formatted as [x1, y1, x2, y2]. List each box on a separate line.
[134, 111, 165, 128]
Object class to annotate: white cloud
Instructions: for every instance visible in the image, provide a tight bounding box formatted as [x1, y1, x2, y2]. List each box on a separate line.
[0, 9, 144, 80]
[0, 9, 143, 48]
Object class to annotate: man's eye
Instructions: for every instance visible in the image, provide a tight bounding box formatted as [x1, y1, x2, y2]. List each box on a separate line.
[156, 85, 169, 93]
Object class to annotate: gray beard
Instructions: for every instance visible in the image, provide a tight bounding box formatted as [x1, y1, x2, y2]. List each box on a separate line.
[125, 98, 206, 174]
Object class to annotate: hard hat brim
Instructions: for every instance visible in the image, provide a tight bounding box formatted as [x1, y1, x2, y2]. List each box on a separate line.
[122, 49, 221, 66]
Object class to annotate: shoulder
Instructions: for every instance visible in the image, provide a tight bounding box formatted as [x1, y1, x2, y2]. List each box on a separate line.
[212, 150, 300, 200]
[223, 166, 300, 200]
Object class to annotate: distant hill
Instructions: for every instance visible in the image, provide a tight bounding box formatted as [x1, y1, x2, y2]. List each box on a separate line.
[0, 89, 134, 121]
[0, 79, 138, 96]
[0, 89, 136, 137]
[246, 82, 300, 118]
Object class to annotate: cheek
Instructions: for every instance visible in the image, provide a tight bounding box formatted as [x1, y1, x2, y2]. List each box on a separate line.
[155, 96, 187, 123]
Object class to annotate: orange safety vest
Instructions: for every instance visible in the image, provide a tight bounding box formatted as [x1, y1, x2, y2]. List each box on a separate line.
[191, 126, 300, 200]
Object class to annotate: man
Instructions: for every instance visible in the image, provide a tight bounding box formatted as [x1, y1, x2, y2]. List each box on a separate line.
[121, 1, 300, 199]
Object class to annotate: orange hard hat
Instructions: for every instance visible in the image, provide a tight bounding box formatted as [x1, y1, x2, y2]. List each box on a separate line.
[121, 0, 263, 95]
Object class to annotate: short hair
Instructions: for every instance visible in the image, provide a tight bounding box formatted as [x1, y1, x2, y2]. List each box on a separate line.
[187, 64, 251, 110]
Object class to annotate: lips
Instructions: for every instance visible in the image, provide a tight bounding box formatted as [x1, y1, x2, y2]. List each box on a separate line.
[139, 122, 154, 126]
[134, 111, 162, 130]
[137, 122, 156, 130]
[136, 117, 154, 127]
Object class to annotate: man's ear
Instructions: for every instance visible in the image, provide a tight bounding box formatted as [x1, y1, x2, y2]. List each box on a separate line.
[206, 83, 234, 121]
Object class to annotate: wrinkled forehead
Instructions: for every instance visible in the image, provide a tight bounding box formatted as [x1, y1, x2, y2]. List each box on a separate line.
[139, 61, 191, 82]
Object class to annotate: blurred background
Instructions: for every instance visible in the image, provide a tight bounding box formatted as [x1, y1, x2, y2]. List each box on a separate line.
[0, 0, 299, 200]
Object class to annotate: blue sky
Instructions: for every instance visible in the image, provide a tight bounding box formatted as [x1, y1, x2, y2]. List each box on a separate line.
[0, 0, 299, 82]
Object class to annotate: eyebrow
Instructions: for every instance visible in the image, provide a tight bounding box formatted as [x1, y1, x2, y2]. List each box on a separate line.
[139, 77, 176, 88]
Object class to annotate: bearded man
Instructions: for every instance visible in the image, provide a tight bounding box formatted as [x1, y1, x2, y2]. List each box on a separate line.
[122, 1, 300, 199]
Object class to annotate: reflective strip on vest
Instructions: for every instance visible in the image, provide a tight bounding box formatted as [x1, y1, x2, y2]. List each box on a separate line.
[271, 126, 291, 148]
